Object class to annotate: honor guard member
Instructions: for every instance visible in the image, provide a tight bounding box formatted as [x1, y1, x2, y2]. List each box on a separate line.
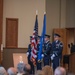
[51, 33, 63, 70]
[26, 36, 34, 74]
[36, 36, 44, 70]
[43, 34, 52, 66]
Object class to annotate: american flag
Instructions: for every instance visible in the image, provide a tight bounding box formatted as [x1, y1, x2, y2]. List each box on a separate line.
[31, 15, 38, 66]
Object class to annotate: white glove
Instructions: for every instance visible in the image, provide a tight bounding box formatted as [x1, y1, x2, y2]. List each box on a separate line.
[41, 54, 44, 58]
[51, 56, 54, 60]
[26, 52, 29, 57]
[52, 54, 55, 57]
[51, 54, 55, 60]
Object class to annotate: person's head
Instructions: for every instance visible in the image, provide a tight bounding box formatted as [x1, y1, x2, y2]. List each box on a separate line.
[68, 44, 70, 48]
[44, 34, 50, 42]
[23, 64, 31, 75]
[54, 67, 66, 75]
[71, 43, 73, 47]
[0, 67, 7, 75]
[54, 33, 61, 41]
[7, 67, 17, 75]
[37, 36, 41, 44]
[17, 62, 25, 74]
[42, 65, 53, 75]
[36, 70, 45, 75]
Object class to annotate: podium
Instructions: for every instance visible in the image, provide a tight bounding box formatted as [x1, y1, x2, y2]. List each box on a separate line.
[69, 52, 75, 74]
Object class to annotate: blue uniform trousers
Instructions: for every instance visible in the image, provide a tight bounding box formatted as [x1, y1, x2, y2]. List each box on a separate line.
[37, 61, 42, 70]
[28, 57, 34, 74]
[43, 55, 50, 66]
[53, 57, 60, 71]
[36, 58, 42, 70]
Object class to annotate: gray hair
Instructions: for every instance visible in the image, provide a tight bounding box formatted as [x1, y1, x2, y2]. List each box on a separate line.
[0, 67, 7, 75]
[54, 67, 66, 75]
[7, 67, 17, 75]
[17, 63, 25, 74]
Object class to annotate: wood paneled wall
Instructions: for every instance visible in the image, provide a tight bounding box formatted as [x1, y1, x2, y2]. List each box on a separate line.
[2, 48, 27, 70]
[0, 0, 3, 64]
[53, 28, 67, 55]
[54, 28, 75, 55]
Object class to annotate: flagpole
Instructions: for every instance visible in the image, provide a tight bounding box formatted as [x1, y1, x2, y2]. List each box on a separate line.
[44, 11, 46, 14]
[36, 10, 38, 15]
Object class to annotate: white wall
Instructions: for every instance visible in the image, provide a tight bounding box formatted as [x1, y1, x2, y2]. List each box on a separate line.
[66, 0, 75, 27]
[3, 0, 45, 48]
[46, 0, 66, 41]
[3, 0, 74, 48]
[60, 0, 66, 28]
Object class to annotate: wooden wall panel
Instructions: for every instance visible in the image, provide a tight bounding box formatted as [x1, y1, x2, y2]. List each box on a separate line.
[53, 28, 75, 55]
[2, 48, 27, 70]
[0, 0, 3, 64]
[66, 28, 75, 54]
[74, 28, 75, 44]
[53, 29, 67, 55]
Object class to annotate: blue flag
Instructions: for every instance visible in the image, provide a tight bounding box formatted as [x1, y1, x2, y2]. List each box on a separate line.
[38, 13, 46, 61]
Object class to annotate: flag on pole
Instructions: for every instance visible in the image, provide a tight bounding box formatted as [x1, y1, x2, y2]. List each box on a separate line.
[38, 13, 46, 61]
[31, 14, 38, 66]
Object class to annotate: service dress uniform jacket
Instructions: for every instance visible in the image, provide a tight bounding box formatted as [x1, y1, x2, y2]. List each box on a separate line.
[43, 41, 52, 66]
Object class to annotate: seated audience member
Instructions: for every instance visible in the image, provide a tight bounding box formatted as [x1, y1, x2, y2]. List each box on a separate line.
[36, 70, 44, 75]
[7, 67, 17, 75]
[17, 62, 25, 75]
[0, 66, 7, 75]
[23, 64, 31, 75]
[54, 67, 66, 75]
[42, 65, 53, 75]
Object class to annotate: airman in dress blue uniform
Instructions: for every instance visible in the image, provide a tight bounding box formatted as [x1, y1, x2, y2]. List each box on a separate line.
[26, 36, 34, 74]
[43, 34, 52, 66]
[51, 33, 63, 71]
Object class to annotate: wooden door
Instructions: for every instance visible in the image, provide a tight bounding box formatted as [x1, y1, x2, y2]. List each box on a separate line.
[6, 18, 18, 48]
[53, 28, 67, 55]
